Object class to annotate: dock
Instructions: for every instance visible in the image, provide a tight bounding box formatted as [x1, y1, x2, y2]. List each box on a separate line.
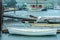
[32, 23, 60, 27]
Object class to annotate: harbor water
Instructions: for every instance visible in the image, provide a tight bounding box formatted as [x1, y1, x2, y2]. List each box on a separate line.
[1, 33, 60, 40]
[4, 10, 60, 17]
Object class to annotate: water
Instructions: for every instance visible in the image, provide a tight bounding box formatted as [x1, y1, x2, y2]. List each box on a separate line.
[1, 33, 60, 40]
[4, 10, 60, 17]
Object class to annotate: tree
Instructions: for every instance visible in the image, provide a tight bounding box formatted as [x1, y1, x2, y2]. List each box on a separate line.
[6, 0, 17, 13]
[7, 0, 17, 7]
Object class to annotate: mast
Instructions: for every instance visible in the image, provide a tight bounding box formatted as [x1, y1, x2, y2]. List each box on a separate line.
[36, 0, 38, 10]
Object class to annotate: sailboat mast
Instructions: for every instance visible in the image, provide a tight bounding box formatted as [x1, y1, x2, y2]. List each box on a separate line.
[36, 0, 38, 10]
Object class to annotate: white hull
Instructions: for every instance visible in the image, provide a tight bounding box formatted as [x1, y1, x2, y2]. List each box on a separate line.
[7, 27, 57, 36]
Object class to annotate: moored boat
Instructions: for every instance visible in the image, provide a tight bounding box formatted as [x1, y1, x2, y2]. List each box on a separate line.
[7, 26, 57, 36]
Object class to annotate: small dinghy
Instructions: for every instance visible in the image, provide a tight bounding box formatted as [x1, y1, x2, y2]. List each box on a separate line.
[7, 23, 57, 36]
[8, 28, 57, 36]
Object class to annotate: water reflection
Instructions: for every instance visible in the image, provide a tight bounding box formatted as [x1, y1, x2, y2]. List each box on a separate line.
[1, 33, 59, 40]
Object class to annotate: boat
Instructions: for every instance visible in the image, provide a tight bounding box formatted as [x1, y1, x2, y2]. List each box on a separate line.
[7, 27, 57, 36]
[7, 23, 57, 36]
[37, 16, 60, 23]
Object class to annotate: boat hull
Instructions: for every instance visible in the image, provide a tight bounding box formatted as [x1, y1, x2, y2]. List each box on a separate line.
[7, 27, 57, 36]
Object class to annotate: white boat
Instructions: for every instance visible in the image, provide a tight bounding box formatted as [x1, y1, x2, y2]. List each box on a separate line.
[7, 27, 57, 36]
[37, 16, 60, 23]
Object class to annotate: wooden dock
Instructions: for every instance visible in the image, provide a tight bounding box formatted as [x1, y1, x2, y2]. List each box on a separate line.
[2, 29, 8, 33]
[57, 30, 60, 33]
[32, 23, 60, 27]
